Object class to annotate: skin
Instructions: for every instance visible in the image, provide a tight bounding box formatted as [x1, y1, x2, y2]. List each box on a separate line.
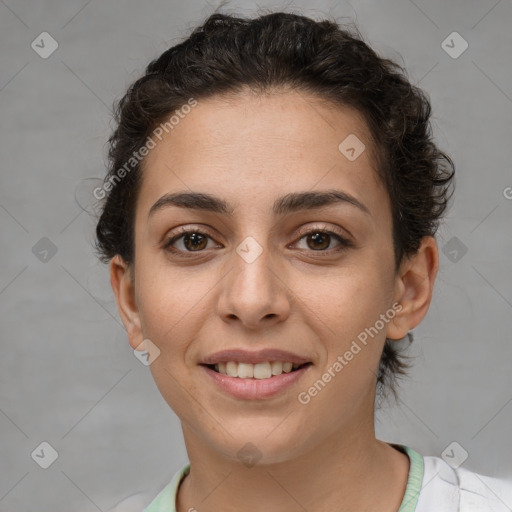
[110, 88, 438, 512]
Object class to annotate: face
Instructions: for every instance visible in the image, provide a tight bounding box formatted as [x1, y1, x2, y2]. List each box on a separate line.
[112, 89, 434, 465]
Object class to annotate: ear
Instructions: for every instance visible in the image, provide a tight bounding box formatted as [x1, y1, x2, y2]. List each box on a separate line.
[110, 255, 143, 350]
[386, 236, 439, 340]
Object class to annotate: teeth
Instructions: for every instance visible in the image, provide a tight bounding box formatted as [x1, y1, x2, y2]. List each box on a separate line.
[238, 362, 254, 379]
[253, 362, 272, 379]
[226, 361, 238, 377]
[271, 361, 283, 375]
[213, 361, 303, 379]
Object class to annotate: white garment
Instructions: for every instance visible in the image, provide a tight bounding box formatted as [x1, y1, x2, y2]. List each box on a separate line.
[416, 454, 512, 511]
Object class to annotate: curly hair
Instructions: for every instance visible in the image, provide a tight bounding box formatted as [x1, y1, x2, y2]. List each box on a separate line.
[95, 11, 455, 400]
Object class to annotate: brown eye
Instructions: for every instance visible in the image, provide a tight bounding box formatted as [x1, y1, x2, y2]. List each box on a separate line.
[180, 232, 208, 251]
[163, 228, 218, 255]
[305, 232, 331, 251]
[294, 228, 352, 253]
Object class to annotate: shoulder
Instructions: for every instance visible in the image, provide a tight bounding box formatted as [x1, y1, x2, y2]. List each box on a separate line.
[457, 464, 512, 512]
[417, 452, 512, 512]
[143, 464, 190, 512]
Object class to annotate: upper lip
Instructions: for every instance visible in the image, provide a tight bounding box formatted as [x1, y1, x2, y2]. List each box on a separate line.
[201, 349, 311, 365]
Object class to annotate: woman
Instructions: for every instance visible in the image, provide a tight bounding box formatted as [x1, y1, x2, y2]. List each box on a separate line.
[95, 11, 512, 512]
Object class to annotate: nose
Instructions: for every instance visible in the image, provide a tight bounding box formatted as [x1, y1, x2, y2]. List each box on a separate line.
[216, 239, 291, 330]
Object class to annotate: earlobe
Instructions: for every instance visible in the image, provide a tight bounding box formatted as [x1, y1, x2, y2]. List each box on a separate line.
[110, 255, 143, 350]
[386, 236, 439, 340]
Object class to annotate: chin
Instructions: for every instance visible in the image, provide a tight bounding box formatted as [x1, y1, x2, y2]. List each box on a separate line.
[206, 423, 310, 467]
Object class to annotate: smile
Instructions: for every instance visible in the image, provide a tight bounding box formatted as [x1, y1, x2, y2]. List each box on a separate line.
[201, 362, 313, 400]
[206, 361, 311, 379]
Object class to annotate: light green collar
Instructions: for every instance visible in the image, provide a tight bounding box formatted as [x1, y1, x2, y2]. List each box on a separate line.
[397, 445, 424, 511]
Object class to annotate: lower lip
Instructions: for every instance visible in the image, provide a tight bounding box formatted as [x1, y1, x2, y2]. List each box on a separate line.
[201, 364, 312, 400]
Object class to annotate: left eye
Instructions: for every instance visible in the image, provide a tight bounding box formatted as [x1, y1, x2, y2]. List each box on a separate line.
[294, 230, 349, 251]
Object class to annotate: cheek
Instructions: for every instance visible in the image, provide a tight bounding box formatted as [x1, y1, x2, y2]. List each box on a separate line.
[302, 265, 392, 335]
[295, 261, 394, 390]
[134, 260, 208, 357]
[135, 265, 213, 416]
[301, 276, 391, 415]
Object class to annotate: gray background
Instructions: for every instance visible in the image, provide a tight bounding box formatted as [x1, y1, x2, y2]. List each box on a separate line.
[1, 0, 511, 510]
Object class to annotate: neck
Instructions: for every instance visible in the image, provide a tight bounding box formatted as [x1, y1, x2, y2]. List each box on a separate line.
[176, 415, 409, 512]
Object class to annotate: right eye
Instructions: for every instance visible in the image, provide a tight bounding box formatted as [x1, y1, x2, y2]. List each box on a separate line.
[163, 227, 221, 256]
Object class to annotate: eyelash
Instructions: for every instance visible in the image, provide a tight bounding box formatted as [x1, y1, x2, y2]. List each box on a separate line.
[162, 224, 353, 258]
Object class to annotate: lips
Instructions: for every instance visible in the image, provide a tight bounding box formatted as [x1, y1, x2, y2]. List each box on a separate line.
[201, 363, 312, 399]
[200, 348, 311, 365]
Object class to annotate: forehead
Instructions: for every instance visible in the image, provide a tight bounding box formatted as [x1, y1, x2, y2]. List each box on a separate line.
[137, 89, 389, 222]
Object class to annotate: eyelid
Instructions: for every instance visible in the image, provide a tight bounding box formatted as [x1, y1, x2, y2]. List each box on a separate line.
[293, 223, 352, 243]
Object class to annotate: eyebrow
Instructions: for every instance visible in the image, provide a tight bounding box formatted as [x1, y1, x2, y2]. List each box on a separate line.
[148, 189, 371, 218]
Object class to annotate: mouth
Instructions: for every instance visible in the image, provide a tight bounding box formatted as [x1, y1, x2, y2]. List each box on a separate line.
[201, 361, 313, 379]
[200, 361, 313, 400]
